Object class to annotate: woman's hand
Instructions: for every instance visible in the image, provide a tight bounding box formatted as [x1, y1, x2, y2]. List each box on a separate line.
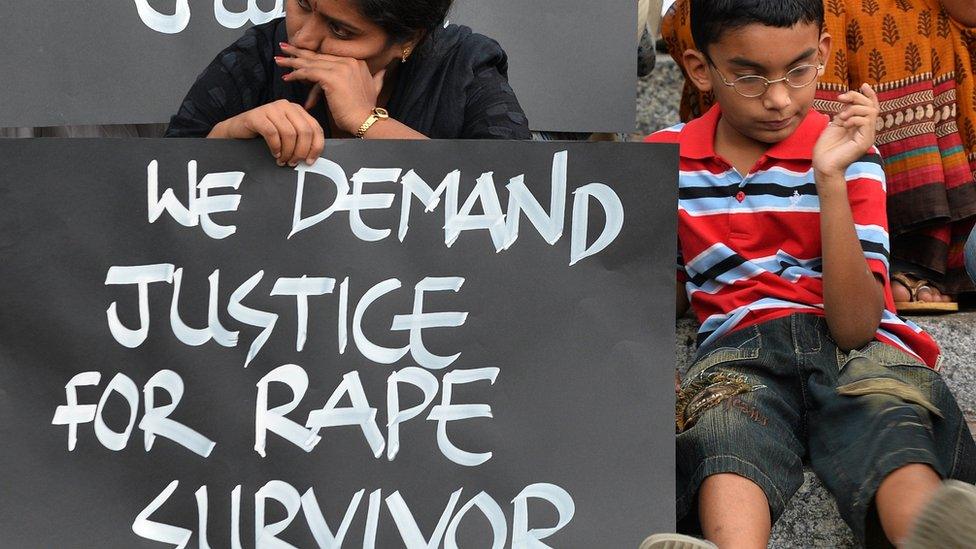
[208, 99, 325, 167]
[276, 42, 387, 135]
[812, 83, 880, 180]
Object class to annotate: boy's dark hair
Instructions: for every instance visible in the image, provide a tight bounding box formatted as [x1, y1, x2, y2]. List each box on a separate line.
[355, 0, 454, 46]
[690, 0, 824, 57]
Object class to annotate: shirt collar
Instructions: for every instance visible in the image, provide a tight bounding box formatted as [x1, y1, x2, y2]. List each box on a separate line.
[678, 104, 722, 159]
[678, 104, 829, 161]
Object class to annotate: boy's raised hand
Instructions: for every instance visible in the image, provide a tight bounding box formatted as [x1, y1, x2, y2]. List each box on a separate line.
[812, 83, 881, 179]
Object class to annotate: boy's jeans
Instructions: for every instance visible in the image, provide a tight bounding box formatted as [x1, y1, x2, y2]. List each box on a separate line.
[675, 314, 976, 546]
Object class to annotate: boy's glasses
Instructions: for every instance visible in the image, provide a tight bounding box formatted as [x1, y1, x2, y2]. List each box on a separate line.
[711, 63, 825, 98]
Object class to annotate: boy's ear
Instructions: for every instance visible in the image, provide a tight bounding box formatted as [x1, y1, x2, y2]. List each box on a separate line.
[818, 32, 832, 68]
[683, 49, 713, 93]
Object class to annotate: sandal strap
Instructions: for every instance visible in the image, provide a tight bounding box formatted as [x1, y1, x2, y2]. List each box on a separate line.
[891, 272, 930, 301]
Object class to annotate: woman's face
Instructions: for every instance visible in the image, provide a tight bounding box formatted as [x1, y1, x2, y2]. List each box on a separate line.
[285, 0, 412, 74]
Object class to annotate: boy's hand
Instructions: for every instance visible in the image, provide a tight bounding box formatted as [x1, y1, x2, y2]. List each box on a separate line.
[812, 83, 880, 179]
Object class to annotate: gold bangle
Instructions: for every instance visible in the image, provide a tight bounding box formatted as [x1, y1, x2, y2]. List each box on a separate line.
[356, 107, 390, 139]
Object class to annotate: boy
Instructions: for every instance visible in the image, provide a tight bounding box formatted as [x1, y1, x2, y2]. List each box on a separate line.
[644, 1, 976, 547]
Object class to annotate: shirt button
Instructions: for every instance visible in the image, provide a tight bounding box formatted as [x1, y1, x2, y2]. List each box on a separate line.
[735, 191, 746, 203]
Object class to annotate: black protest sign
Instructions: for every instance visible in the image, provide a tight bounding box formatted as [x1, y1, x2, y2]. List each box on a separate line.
[0, 139, 676, 547]
[0, 1, 633, 132]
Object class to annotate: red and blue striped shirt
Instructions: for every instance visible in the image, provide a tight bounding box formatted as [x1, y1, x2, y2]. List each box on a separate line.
[646, 105, 942, 369]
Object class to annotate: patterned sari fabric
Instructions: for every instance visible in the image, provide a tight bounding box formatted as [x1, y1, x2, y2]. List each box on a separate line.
[663, 0, 976, 294]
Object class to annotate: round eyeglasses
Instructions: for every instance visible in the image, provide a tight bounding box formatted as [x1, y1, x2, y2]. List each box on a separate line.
[711, 63, 825, 98]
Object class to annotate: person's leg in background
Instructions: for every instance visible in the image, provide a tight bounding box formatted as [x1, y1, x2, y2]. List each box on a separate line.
[638, 0, 664, 78]
[966, 222, 976, 285]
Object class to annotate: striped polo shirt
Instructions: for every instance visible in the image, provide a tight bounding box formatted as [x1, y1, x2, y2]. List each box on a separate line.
[646, 105, 942, 369]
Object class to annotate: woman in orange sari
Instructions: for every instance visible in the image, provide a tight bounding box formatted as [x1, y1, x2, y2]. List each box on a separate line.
[663, 0, 976, 313]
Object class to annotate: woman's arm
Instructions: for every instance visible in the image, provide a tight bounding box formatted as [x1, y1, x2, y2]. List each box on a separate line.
[460, 66, 533, 140]
[166, 26, 275, 138]
[355, 118, 427, 140]
[165, 61, 240, 138]
[941, 0, 976, 27]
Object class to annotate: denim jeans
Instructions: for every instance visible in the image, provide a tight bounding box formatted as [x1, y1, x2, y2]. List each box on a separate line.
[675, 314, 976, 546]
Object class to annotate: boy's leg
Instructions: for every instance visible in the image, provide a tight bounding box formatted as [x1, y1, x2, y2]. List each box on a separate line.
[874, 463, 941, 543]
[904, 480, 976, 548]
[699, 473, 772, 548]
[676, 319, 807, 546]
[807, 341, 976, 546]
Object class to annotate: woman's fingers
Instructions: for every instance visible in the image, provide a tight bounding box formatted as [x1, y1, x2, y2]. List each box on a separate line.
[305, 83, 323, 111]
[279, 102, 323, 166]
[276, 50, 379, 135]
[309, 120, 326, 164]
[279, 42, 316, 59]
[276, 53, 344, 75]
[282, 65, 338, 90]
[266, 109, 298, 167]
[248, 113, 283, 161]
[230, 100, 325, 165]
[279, 42, 349, 64]
[277, 54, 361, 93]
[280, 107, 315, 166]
[274, 55, 303, 69]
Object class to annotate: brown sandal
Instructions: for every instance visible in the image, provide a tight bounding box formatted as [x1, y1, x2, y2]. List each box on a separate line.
[891, 272, 959, 314]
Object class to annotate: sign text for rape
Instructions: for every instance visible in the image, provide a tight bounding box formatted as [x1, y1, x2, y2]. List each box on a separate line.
[50, 149, 622, 547]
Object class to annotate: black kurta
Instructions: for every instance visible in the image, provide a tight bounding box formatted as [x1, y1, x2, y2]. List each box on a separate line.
[165, 19, 531, 140]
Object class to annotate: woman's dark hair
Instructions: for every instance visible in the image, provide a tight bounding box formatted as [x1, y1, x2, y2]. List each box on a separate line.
[691, 0, 824, 58]
[355, 0, 455, 46]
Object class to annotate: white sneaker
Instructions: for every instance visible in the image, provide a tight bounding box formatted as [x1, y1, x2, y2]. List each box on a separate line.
[903, 480, 976, 549]
[639, 533, 718, 549]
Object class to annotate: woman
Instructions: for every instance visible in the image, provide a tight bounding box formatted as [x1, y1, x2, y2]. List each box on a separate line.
[661, 0, 976, 313]
[166, 0, 531, 166]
